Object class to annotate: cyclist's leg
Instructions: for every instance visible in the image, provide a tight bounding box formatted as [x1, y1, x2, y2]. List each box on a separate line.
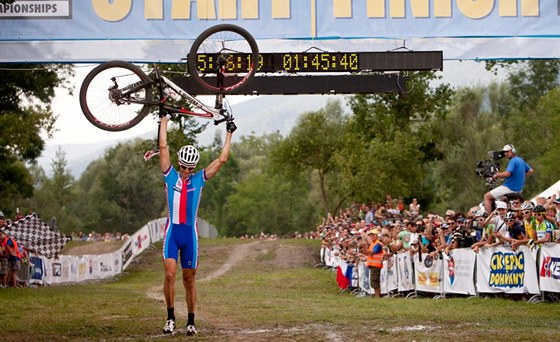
[179, 227, 198, 314]
[163, 225, 180, 309]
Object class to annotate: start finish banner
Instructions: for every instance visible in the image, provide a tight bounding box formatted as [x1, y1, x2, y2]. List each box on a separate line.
[0, 0, 559, 62]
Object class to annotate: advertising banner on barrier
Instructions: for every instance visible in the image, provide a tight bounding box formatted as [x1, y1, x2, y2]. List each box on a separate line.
[324, 248, 336, 268]
[476, 246, 539, 294]
[29, 254, 45, 285]
[539, 243, 560, 293]
[131, 225, 151, 256]
[443, 249, 476, 296]
[358, 261, 372, 295]
[397, 253, 414, 292]
[414, 254, 443, 294]
[148, 218, 166, 244]
[76, 255, 88, 282]
[380, 255, 398, 295]
[121, 239, 134, 271]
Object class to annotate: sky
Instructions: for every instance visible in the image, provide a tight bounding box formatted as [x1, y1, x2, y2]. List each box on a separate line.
[47, 60, 507, 146]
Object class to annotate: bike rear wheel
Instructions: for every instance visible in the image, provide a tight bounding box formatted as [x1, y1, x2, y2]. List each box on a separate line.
[188, 24, 259, 94]
[80, 61, 153, 131]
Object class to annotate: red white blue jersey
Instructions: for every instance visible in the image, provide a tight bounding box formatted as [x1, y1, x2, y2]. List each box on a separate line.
[163, 167, 207, 226]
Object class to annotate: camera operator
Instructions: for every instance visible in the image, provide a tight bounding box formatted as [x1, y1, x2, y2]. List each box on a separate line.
[483, 144, 534, 215]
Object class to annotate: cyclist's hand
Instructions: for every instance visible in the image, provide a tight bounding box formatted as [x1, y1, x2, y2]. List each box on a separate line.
[159, 112, 174, 120]
[226, 121, 237, 133]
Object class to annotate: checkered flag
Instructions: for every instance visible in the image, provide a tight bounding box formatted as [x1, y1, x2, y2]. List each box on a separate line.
[1, 213, 70, 259]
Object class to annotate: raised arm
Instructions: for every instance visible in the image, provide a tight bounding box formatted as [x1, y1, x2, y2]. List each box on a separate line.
[205, 121, 237, 180]
[159, 116, 171, 172]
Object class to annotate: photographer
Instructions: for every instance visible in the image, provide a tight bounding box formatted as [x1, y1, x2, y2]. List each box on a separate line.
[483, 144, 534, 214]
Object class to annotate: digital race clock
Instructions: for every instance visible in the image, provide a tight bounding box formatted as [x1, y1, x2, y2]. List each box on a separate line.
[194, 52, 360, 73]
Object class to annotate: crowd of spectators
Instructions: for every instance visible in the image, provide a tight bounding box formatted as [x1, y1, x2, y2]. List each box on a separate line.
[71, 231, 129, 242]
[317, 193, 560, 291]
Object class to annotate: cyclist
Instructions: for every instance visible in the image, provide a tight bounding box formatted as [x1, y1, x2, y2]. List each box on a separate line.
[158, 114, 236, 335]
[483, 144, 533, 215]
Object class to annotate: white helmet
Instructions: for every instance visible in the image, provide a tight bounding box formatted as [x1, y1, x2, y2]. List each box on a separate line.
[177, 145, 200, 167]
[520, 201, 534, 211]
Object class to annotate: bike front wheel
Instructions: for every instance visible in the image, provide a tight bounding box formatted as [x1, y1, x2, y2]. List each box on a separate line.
[188, 24, 259, 94]
[80, 61, 153, 131]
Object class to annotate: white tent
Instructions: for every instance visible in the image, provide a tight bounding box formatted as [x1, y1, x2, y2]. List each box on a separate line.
[531, 179, 560, 203]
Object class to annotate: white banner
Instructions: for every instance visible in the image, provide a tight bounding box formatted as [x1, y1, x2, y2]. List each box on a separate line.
[130, 226, 151, 257]
[147, 218, 166, 244]
[539, 244, 560, 293]
[120, 239, 134, 271]
[476, 246, 539, 294]
[324, 247, 336, 268]
[443, 249, 476, 296]
[397, 253, 414, 292]
[358, 261, 372, 295]
[1, 1, 560, 61]
[75, 255, 88, 282]
[414, 254, 443, 294]
[380, 255, 398, 295]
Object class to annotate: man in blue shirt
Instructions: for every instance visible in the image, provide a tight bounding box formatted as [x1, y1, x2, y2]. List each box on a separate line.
[483, 144, 534, 214]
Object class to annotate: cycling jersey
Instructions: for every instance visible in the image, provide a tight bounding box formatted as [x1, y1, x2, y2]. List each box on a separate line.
[162, 167, 207, 269]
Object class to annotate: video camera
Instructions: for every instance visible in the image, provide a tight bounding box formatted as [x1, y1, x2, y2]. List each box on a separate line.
[475, 150, 504, 189]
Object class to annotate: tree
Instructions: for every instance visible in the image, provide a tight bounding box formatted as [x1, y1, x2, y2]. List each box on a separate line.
[0, 63, 73, 211]
[271, 100, 347, 216]
[219, 133, 321, 236]
[69, 139, 165, 233]
[341, 72, 454, 209]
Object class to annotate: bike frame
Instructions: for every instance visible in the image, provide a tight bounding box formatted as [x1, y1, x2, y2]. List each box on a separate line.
[115, 65, 227, 123]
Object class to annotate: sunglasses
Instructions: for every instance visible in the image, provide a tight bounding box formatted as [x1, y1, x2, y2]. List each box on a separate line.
[522, 211, 532, 215]
[179, 164, 195, 171]
[535, 213, 545, 216]
[506, 219, 515, 222]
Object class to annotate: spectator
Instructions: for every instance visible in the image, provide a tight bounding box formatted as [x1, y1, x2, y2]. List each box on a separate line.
[409, 198, 420, 218]
[364, 206, 374, 226]
[445, 209, 456, 220]
[0, 211, 8, 287]
[495, 211, 526, 250]
[361, 229, 384, 298]
[456, 217, 476, 248]
[471, 223, 498, 253]
[531, 205, 554, 246]
[0, 228, 23, 288]
[544, 204, 557, 229]
[483, 200, 508, 237]
[483, 144, 534, 214]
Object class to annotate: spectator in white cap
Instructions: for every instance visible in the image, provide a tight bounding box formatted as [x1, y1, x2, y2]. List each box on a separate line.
[483, 200, 508, 236]
[483, 144, 533, 215]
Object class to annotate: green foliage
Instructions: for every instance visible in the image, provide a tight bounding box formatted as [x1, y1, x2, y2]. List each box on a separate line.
[0, 64, 73, 214]
[340, 72, 454, 209]
[272, 100, 347, 215]
[16, 147, 79, 233]
[198, 130, 241, 228]
[68, 140, 165, 234]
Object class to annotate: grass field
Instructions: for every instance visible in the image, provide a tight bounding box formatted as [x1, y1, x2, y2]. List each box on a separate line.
[1, 238, 560, 341]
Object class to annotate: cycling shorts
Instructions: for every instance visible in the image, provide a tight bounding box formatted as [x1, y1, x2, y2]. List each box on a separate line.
[162, 223, 198, 269]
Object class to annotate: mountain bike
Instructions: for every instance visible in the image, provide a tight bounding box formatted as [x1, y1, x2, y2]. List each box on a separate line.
[79, 24, 259, 133]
